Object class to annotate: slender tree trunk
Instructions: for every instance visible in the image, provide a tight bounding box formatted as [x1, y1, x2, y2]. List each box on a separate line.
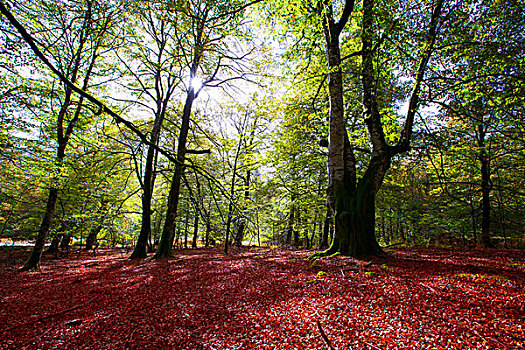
[224, 124, 244, 254]
[478, 125, 493, 248]
[18, 7, 106, 269]
[130, 93, 171, 258]
[184, 208, 190, 249]
[153, 5, 208, 258]
[320, 203, 330, 249]
[192, 209, 199, 248]
[132, 172, 154, 258]
[225, 200, 234, 252]
[293, 207, 300, 246]
[205, 218, 211, 247]
[286, 199, 295, 245]
[154, 88, 196, 258]
[234, 170, 251, 247]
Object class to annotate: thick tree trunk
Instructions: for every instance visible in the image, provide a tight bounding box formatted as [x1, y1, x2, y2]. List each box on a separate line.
[325, 161, 386, 257]
[47, 234, 62, 256]
[85, 225, 102, 251]
[20, 188, 59, 270]
[86, 201, 107, 251]
[314, 0, 442, 258]
[59, 232, 72, 257]
[234, 222, 245, 247]
[322, 0, 374, 257]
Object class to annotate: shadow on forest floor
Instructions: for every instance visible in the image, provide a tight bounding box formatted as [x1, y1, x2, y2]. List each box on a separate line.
[0, 246, 524, 349]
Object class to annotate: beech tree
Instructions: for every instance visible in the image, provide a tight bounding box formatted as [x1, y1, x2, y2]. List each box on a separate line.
[154, 0, 260, 258]
[2, 0, 119, 270]
[2, 0, 523, 262]
[269, 0, 444, 256]
[123, 3, 184, 258]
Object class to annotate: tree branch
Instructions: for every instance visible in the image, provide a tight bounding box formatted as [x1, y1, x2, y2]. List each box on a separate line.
[0, 1, 179, 164]
[394, 0, 444, 154]
[335, 0, 356, 35]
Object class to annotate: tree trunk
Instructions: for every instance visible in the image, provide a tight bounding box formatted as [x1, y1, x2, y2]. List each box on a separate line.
[192, 209, 199, 248]
[314, 0, 442, 257]
[85, 225, 102, 251]
[47, 234, 62, 256]
[293, 207, 300, 246]
[234, 221, 245, 247]
[131, 180, 154, 258]
[205, 218, 211, 248]
[286, 200, 295, 245]
[478, 125, 493, 248]
[224, 124, 244, 254]
[224, 201, 234, 252]
[184, 207, 190, 249]
[320, 203, 331, 249]
[234, 170, 251, 247]
[18, 7, 105, 269]
[86, 201, 107, 251]
[325, 161, 385, 256]
[154, 87, 196, 258]
[20, 188, 59, 270]
[59, 232, 72, 257]
[130, 89, 170, 258]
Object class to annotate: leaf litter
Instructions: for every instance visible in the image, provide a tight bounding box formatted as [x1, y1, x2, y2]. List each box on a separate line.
[0, 247, 523, 349]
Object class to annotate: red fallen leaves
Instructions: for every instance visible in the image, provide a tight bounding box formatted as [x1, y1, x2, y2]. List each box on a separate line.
[0, 247, 524, 349]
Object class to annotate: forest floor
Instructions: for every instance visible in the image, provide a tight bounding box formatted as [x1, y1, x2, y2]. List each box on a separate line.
[0, 246, 524, 350]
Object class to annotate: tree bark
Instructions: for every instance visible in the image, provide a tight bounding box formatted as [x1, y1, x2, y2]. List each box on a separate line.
[233, 170, 251, 247]
[154, 88, 196, 258]
[319, 201, 330, 249]
[18, 4, 107, 269]
[316, 0, 442, 257]
[85, 226, 102, 251]
[285, 199, 295, 245]
[130, 19, 174, 258]
[478, 124, 493, 248]
[192, 209, 199, 248]
[293, 207, 300, 246]
[86, 201, 107, 251]
[20, 188, 59, 270]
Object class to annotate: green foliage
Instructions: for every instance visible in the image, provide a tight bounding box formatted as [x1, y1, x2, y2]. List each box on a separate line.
[1, 0, 523, 255]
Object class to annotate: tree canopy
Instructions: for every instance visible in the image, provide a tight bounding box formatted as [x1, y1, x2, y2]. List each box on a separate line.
[0, 0, 523, 268]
